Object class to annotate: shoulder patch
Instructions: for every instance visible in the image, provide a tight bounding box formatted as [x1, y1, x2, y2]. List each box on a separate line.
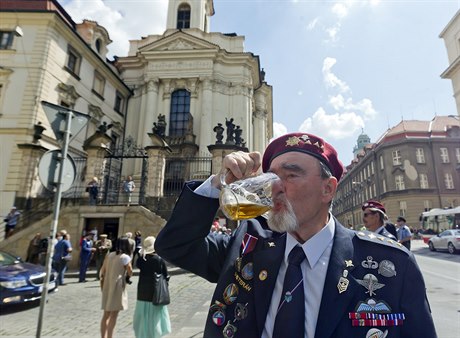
[355, 231, 408, 253]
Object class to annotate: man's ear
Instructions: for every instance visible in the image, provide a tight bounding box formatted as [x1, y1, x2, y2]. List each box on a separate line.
[322, 177, 338, 201]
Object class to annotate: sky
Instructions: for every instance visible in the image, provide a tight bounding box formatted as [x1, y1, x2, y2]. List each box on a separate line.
[61, 0, 459, 166]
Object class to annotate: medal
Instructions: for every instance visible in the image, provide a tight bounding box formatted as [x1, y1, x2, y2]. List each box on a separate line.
[235, 257, 242, 272]
[223, 283, 239, 305]
[356, 274, 385, 297]
[259, 270, 268, 281]
[234, 303, 248, 321]
[241, 262, 254, 280]
[378, 260, 396, 278]
[222, 321, 237, 338]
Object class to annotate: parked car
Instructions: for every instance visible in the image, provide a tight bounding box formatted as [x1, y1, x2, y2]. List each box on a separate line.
[0, 250, 57, 306]
[428, 230, 460, 254]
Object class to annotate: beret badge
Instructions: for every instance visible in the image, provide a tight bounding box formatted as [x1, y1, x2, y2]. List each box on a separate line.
[285, 135, 324, 151]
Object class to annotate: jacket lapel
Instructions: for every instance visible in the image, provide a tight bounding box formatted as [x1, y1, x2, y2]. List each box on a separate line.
[315, 223, 356, 338]
[252, 233, 286, 335]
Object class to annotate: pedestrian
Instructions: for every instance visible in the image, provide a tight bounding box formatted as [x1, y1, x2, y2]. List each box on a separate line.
[87, 177, 99, 205]
[4, 206, 20, 239]
[26, 232, 42, 264]
[133, 236, 171, 338]
[155, 132, 436, 337]
[95, 234, 112, 280]
[122, 176, 135, 206]
[125, 232, 136, 259]
[133, 231, 142, 265]
[100, 237, 133, 338]
[79, 232, 96, 282]
[52, 232, 73, 285]
[396, 216, 412, 250]
[361, 200, 396, 240]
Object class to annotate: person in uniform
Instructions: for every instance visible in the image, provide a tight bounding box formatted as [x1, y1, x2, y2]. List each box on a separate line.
[362, 200, 397, 240]
[155, 132, 436, 338]
[396, 216, 412, 250]
[95, 234, 112, 280]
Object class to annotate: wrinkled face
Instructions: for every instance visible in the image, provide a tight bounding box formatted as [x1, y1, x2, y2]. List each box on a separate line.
[362, 208, 380, 231]
[266, 152, 336, 233]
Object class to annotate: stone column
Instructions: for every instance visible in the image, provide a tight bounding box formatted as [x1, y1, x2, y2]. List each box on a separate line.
[142, 78, 160, 147]
[207, 144, 248, 175]
[82, 132, 112, 195]
[145, 133, 172, 197]
[16, 144, 48, 208]
[200, 77, 213, 148]
[253, 89, 268, 154]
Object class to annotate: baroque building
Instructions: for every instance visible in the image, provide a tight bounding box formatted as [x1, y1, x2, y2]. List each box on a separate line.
[0, 0, 273, 264]
[333, 116, 460, 230]
[116, 0, 272, 185]
[440, 9, 460, 116]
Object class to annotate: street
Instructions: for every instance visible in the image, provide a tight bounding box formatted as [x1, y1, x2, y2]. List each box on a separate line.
[0, 239, 459, 338]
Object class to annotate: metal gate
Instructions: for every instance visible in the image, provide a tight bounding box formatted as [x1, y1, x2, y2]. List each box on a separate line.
[103, 136, 148, 205]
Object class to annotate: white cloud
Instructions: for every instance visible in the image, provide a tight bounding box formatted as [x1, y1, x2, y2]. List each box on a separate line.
[328, 95, 377, 120]
[307, 17, 319, 31]
[331, 3, 349, 19]
[272, 122, 288, 141]
[299, 107, 364, 139]
[322, 57, 350, 93]
[63, 0, 167, 58]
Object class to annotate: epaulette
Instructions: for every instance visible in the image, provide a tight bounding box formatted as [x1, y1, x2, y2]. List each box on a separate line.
[355, 231, 408, 253]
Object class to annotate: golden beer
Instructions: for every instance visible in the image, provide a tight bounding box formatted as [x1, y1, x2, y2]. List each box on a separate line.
[221, 203, 272, 220]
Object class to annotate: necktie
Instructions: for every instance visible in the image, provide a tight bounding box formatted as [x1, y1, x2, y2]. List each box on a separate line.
[273, 246, 306, 338]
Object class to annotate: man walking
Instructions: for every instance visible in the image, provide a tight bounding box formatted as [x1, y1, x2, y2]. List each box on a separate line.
[396, 216, 412, 250]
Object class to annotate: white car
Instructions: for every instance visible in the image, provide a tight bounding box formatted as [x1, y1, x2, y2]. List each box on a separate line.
[428, 230, 460, 254]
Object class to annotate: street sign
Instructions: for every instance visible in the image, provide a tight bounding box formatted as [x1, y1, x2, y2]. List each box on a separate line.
[38, 150, 76, 192]
[41, 101, 90, 142]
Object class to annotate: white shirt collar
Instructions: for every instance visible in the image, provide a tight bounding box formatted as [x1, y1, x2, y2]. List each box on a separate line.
[285, 213, 335, 269]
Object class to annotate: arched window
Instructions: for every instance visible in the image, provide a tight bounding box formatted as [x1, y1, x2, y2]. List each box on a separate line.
[169, 89, 191, 137]
[177, 4, 191, 29]
[95, 38, 102, 53]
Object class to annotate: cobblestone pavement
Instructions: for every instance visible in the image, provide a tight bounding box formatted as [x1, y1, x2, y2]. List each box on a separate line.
[0, 267, 214, 338]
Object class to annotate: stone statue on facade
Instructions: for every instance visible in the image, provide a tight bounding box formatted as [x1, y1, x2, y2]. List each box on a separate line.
[213, 123, 224, 144]
[234, 125, 243, 146]
[98, 121, 113, 133]
[152, 114, 167, 137]
[225, 118, 235, 145]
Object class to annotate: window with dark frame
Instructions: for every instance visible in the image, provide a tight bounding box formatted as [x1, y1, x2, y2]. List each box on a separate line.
[177, 4, 191, 29]
[114, 91, 124, 113]
[66, 45, 81, 75]
[93, 71, 105, 97]
[169, 89, 191, 137]
[0, 31, 14, 49]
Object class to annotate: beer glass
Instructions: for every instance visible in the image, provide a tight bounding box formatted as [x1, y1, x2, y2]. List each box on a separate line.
[219, 172, 279, 220]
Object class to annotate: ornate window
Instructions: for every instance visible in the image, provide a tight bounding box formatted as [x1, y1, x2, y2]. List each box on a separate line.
[93, 71, 105, 98]
[114, 91, 124, 114]
[440, 148, 449, 163]
[415, 148, 425, 163]
[177, 4, 191, 29]
[0, 31, 14, 49]
[395, 175, 405, 190]
[419, 174, 429, 189]
[392, 150, 402, 166]
[169, 89, 191, 137]
[444, 173, 454, 189]
[65, 45, 81, 76]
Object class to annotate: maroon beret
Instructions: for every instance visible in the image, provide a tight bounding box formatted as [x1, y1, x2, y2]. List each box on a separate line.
[262, 132, 344, 181]
[362, 200, 386, 214]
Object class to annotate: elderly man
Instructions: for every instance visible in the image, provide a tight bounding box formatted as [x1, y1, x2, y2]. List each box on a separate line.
[362, 200, 396, 240]
[155, 132, 436, 338]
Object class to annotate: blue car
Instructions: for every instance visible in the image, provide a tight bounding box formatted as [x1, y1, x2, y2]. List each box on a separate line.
[0, 250, 57, 306]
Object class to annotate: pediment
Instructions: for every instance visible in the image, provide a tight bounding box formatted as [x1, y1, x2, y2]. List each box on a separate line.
[139, 31, 219, 53]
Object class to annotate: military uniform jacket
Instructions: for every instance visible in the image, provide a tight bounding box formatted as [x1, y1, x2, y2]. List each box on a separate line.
[155, 182, 437, 338]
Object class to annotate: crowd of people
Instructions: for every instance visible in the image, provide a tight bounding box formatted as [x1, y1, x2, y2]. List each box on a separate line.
[24, 228, 172, 338]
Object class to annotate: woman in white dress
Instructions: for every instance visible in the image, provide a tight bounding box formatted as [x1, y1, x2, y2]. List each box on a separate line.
[100, 237, 133, 338]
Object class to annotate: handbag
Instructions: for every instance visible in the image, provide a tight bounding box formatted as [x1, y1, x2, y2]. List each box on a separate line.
[152, 272, 170, 305]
